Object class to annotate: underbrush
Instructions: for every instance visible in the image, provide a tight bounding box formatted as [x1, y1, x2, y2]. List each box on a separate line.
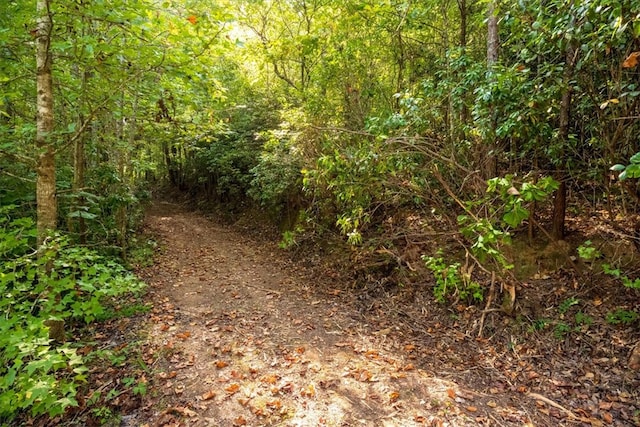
[0, 207, 146, 423]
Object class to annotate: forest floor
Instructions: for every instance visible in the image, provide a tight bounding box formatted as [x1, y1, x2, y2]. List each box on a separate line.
[116, 200, 639, 427]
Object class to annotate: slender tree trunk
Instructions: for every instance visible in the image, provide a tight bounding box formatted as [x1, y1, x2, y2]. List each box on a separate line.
[480, 0, 499, 180]
[36, 0, 56, 245]
[73, 128, 87, 243]
[552, 41, 577, 240]
[487, 2, 498, 65]
[457, 0, 469, 132]
[458, 0, 467, 49]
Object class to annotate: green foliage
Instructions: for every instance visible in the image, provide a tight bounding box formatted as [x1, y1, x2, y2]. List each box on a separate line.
[0, 212, 145, 420]
[456, 175, 559, 272]
[574, 311, 593, 327]
[611, 152, 640, 180]
[457, 216, 512, 270]
[201, 134, 259, 202]
[603, 263, 640, 289]
[304, 137, 425, 244]
[486, 175, 559, 229]
[423, 252, 483, 304]
[553, 322, 572, 339]
[577, 240, 601, 262]
[529, 318, 549, 332]
[127, 238, 158, 269]
[558, 297, 579, 315]
[606, 309, 639, 326]
[279, 230, 298, 249]
[248, 123, 303, 214]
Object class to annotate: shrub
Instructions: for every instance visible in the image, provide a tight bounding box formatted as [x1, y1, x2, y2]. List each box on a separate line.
[0, 209, 145, 420]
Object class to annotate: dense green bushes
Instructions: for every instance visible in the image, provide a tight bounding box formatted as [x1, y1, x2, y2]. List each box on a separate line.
[0, 207, 145, 421]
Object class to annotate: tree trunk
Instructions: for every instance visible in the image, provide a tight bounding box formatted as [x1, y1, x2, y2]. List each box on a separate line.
[458, 0, 467, 49]
[36, 0, 56, 245]
[487, 2, 498, 65]
[480, 0, 499, 180]
[73, 130, 87, 243]
[552, 41, 577, 240]
[457, 0, 469, 133]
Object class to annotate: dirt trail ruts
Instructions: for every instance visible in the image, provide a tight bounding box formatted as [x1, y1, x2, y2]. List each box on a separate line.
[134, 201, 492, 426]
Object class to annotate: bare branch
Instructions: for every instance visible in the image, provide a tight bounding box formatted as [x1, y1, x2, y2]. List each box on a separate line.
[0, 149, 36, 166]
[0, 168, 35, 183]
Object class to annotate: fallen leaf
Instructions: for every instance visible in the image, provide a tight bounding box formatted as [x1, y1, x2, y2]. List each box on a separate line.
[232, 416, 247, 426]
[266, 399, 282, 409]
[599, 401, 613, 410]
[389, 391, 400, 402]
[404, 344, 416, 352]
[487, 400, 497, 408]
[173, 406, 197, 417]
[403, 363, 415, 371]
[261, 374, 278, 384]
[623, 51, 640, 68]
[225, 383, 240, 394]
[201, 390, 216, 400]
[280, 382, 294, 393]
[447, 388, 456, 399]
[175, 331, 191, 340]
[365, 349, 379, 359]
[158, 371, 177, 379]
[295, 346, 306, 354]
[466, 406, 478, 412]
[301, 384, 315, 398]
[355, 369, 372, 382]
[215, 360, 228, 369]
[602, 412, 613, 424]
[237, 397, 250, 406]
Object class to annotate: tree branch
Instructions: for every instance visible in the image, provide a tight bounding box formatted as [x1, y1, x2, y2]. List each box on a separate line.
[0, 168, 35, 183]
[0, 149, 36, 167]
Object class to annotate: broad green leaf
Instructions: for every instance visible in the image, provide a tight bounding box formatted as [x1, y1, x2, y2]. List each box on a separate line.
[503, 205, 529, 228]
[624, 163, 640, 178]
[630, 152, 640, 164]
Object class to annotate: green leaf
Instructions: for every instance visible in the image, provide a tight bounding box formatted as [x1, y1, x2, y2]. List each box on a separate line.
[67, 211, 97, 220]
[610, 164, 626, 172]
[624, 163, 640, 178]
[503, 205, 529, 228]
[630, 152, 640, 164]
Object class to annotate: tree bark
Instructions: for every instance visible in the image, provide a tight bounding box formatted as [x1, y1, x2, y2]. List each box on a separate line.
[36, 0, 56, 245]
[481, 0, 499, 180]
[457, 0, 469, 132]
[73, 129, 87, 243]
[487, 1, 498, 66]
[552, 41, 577, 240]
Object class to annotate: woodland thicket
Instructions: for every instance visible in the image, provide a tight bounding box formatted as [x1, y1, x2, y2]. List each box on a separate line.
[1, 0, 640, 421]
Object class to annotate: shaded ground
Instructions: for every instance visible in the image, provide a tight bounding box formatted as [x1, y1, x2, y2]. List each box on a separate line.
[130, 201, 639, 426]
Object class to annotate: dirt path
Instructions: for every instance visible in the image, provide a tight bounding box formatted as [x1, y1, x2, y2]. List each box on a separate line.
[134, 201, 486, 426]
